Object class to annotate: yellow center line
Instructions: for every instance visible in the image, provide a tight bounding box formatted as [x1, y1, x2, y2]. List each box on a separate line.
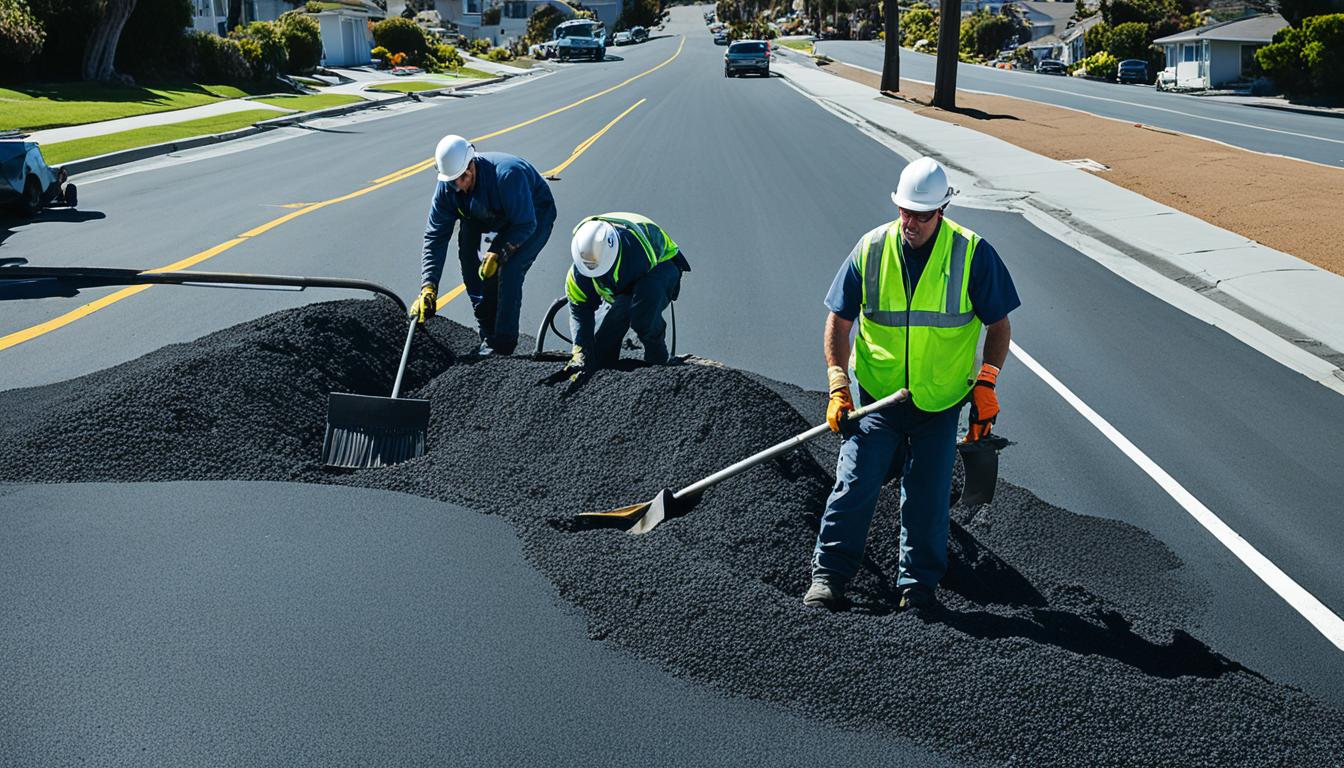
[0, 37, 683, 354]
[543, 99, 645, 177]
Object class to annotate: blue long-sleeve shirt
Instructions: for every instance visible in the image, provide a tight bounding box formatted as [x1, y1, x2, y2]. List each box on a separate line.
[420, 152, 555, 287]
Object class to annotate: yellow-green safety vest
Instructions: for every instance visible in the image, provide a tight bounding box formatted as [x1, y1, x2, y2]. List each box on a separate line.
[854, 217, 982, 412]
[566, 212, 679, 304]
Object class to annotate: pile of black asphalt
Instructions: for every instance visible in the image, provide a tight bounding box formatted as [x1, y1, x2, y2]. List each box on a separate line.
[2, 298, 1341, 766]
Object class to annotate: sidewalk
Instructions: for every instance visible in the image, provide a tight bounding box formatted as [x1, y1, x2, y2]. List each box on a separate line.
[773, 53, 1344, 389]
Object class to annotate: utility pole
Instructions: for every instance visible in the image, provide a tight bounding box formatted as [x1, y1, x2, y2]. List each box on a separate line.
[880, 0, 900, 92]
[932, 0, 959, 108]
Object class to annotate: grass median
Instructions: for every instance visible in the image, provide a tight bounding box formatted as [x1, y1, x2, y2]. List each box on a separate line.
[366, 72, 495, 93]
[250, 93, 364, 110]
[1, 82, 267, 132]
[776, 38, 814, 52]
[41, 109, 281, 165]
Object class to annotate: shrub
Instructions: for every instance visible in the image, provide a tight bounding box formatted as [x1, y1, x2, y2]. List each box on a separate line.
[468, 37, 491, 55]
[1258, 13, 1344, 99]
[435, 41, 463, 68]
[481, 5, 500, 25]
[485, 45, 513, 61]
[901, 3, 937, 48]
[372, 16, 429, 63]
[277, 11, 322, 73]
[1079, 50, 1118, 79]
[184, 30, 253, 83]
[231, 20, 287, 77]
[0, 0, 45, 65]
[1084, 20, 1110, 58]
[525, 3, 564, 45]
[370, 44, 389, 66]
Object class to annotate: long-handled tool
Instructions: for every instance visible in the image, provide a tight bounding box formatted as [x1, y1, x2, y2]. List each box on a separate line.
[321, 311, 429, 469]
[578, 388, 911, 534]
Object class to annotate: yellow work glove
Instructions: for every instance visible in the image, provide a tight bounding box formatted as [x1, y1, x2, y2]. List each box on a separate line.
[565, 346, 586, 373]
[825, 364, 853, 433]
[966, 362, 1000, 442]
[478, 251, 500, 281]
[411, 284, 437, 325]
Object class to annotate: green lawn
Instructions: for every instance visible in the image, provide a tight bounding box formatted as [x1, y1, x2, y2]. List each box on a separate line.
[367, 81, 454, 93]
[250, 93, 364, 110]
[40, 110, 280, 165]
[0, 82, 266, 132]
[776, 38, 814, 52]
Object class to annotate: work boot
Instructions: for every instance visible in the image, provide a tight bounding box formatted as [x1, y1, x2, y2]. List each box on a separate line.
[803, 579, 845, 610]
[898, 583, 937, 613]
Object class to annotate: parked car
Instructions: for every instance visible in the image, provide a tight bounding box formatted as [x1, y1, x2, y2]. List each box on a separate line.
[554, 18, 606, 62]
[631, 25, 648, 43]
[1, 133, 76, 217]
[724, 39, 770, 77]
[1035, 58, 1066, 75]
[1155, 66, 1178, 91]
[612, 30, 634, 45]
[1116, 59, 1149, 84]
[713, 30, 730, 45]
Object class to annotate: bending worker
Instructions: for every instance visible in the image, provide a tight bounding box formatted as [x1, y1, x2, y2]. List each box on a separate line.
[804, 157, 1020, 613]
[413, 134, 556, 356]
[563, 213, 690, 372]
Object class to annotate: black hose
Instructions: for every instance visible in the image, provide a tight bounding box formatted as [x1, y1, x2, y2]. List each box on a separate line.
[531, 295, 678, 359]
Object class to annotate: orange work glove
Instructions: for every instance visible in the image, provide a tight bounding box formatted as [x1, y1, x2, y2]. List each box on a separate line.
[966, 362, 1000, 442]
[825, 364, 853, 433]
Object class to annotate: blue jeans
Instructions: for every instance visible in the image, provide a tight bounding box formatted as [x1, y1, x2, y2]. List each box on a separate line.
[591, 260, 681, 366]
[811, 393, 961, 590]
[458, 206, 556, 354]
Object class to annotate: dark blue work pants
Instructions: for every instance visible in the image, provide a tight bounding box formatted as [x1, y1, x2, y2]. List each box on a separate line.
[458, 206, 556, 354]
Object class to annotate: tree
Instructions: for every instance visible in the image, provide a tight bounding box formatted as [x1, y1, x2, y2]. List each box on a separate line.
[617, 0, 661, 30]
[115, 0, 192, 77]
[1107, 20, 1149, 58]
[1248, 0, 1344, 27]
[372, 15, 429, 61]
[525, 3, 564, 44]
[0, 0, 45, 65]
[881, 0, 899, 90]
[901, 2, 936, 46]
[227, 0, 240, 32]
[82, 0, 138, 80]
[1084, 19, 1111, 56]
[277, 10, 321, 73]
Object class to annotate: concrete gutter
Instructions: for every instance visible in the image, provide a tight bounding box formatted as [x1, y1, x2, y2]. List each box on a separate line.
[62, 76, 505, 177]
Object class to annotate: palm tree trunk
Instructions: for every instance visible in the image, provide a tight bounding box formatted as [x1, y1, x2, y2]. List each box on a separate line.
[81, 0, 138, 81]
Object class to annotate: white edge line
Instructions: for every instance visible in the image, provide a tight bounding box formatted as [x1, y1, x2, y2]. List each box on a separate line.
[1012, 340, 1344, 652]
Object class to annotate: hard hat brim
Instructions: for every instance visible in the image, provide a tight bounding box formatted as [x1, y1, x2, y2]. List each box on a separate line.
[891, 190, 952, 211]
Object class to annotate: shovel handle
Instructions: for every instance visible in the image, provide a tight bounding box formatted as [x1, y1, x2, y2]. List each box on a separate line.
[672, 388, 909, 501]
[390, 312, 417, 399]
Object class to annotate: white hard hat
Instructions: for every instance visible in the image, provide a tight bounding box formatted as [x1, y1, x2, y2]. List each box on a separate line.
[571, 220, 620, 277]
[434, 134, 475, 182]
[892, 156, 956, 211]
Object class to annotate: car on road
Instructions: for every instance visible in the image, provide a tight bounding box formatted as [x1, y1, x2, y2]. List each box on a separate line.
[554, 19, 606, 62]
[1, 133, 76, 217]
[1034, 58, 1066, 75]
[631, 25, 648, 43]
[713, 30, 730, 45]
[612, 30, 634, 45]
[1116, 58, 1149, 84]
[724, 40, 770, 77]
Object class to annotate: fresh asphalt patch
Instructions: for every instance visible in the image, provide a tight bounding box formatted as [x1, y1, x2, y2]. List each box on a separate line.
[1, 299, 1341, 766]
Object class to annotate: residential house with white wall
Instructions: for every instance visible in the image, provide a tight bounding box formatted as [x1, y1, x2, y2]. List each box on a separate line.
[1153, 13, 1286, 89]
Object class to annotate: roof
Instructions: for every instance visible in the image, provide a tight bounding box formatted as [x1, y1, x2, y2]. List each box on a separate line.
[1059, 13, 1102, 43]
[1011, 1, 1079, 22]
[1153, 13, 1288, 44]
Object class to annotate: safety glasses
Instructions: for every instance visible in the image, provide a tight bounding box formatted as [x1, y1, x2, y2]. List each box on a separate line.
[898, 207, 939, 223]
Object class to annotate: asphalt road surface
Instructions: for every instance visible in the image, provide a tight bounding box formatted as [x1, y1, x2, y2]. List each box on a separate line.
[814, 40, 1344, 167]
[3, 5, 1344, 762]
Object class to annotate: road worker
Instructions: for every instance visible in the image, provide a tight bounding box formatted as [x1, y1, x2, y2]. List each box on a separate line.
[412, 135, 556, 356]
[561, 213, 690, 374]
[804, 157, 1020, 613]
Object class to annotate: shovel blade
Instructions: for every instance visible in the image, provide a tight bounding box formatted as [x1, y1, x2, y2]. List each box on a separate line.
[956, 435, 1008, 507]
[575, 488, 675, 534]
[322, 392, 430, 469]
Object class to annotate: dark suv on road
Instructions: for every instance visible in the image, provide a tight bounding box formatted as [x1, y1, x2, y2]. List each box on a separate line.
[725, 40, 770, 77]
[1116, 59, 1149, 84]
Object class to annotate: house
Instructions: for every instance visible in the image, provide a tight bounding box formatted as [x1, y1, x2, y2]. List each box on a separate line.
[1058, 13, 1101, 64]
[388, 0, 623, 46]
[960, 0, 1010, 15]
[312, 0, 382, 66]
[192, 0, 306, 36]
[1153, 13, 1287, 89]
[1003, 1, 1078, 41]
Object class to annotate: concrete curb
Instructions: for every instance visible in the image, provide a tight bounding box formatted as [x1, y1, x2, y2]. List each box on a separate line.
[62, 76, 506, 177]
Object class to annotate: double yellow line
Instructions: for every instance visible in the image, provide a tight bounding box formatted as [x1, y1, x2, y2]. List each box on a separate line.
[0, 37, 684, 353]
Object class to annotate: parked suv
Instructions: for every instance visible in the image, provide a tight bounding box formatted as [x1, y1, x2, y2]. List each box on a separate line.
[1116, 59, 1149, 84]
[1034, 58, 1066, 75]
[724, 40, 770, 77]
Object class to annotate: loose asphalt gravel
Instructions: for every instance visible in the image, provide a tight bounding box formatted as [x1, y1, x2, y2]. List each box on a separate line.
[2, 299, 1342, 766]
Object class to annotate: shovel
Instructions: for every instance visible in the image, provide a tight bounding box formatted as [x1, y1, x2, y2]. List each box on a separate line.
[321, 311, 430, 469]
[578, 388, 911, 534]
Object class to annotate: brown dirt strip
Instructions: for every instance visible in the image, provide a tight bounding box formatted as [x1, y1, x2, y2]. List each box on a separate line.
[820, 59, 1344, 277]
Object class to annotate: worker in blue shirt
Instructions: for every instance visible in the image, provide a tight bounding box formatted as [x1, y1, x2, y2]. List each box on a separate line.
[562, 213, 690, 373]
[412, 134, 556, 356]
[804, 157, 1021, 614]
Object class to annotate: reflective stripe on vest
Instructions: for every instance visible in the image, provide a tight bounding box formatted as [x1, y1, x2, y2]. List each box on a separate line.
[854, 218, 982, 411]
[574, 212, 678, 291]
